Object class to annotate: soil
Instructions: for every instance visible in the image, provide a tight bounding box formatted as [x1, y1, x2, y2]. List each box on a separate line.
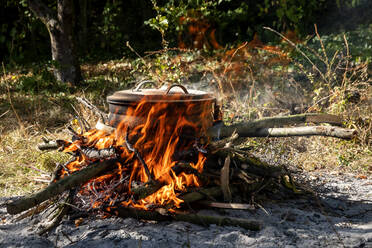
[0, 170, 371, 248]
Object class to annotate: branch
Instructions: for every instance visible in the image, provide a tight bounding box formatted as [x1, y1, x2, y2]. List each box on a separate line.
[242, 126, 356, 139]
[6, 159, 117, 215]
[76, 97, 108, 124]
[208, 113, 343, 139]
[108, 206, 262, 231]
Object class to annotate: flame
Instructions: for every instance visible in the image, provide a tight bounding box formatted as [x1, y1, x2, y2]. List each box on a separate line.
[61, 93, 213, 211]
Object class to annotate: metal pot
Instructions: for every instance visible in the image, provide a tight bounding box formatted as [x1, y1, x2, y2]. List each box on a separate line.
[106, 81, 216, 129]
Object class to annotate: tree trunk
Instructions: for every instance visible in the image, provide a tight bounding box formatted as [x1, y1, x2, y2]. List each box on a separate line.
[28, 0, 81, 84]
[78, 0, 88, 55]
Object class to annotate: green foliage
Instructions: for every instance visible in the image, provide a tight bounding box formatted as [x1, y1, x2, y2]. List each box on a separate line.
[0, 0, 50, 64]
[145, 0, 329, 47]
[14, 62, 70, 94]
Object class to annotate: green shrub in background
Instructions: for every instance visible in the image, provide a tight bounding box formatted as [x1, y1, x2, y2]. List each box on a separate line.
[145, 0, 330, 47]
[0, 0, 370, 64]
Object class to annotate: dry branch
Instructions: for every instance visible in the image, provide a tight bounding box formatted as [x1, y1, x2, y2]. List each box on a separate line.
[37, 190, 74, 235]
[37, 140, 70, 151]
[208, 113, 346, 139]
[109, 206, 262, 230]
[220, 155, 232, 202]
[251, 126, 356, 139]
[76, 97, 108, 124]
[197, 201, 255, 210]
[214, 149, 285, 178]
[6, 159, 117, 215]
[180, 186, 223, 203]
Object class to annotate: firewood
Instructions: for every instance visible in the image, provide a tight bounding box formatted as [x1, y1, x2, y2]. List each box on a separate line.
[220, 155, 232, 202]
[213, 149, 285, 178]
[37, 140, 69, 151]
[248, 126, 356, 139]
[197, 201, 255, 210]
[171, 162, 209, 183]
[125, 130, 153, 182]
[80, 147, 117, 160]
[131, 181, 164, 200]
[208, 132, 239, 151]
[6, 159, 118, 215]
[108, 206, 262, 230]
[38, 190, 74, 235]
[180, 186, 240, 204]
[207, 113, 356, 139]
[180, 186, 223, 203]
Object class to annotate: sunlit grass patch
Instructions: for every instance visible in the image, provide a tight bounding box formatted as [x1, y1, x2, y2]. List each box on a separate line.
[0, 128, 71, 196]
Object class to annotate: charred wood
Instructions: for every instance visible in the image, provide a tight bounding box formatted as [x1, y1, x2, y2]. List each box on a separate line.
[125, 130, 153, 182]
[131, 181, 164, 200]
[6, 159, 118, 215]
[38, 190, 74, 235]
[80, 147, 117, 160]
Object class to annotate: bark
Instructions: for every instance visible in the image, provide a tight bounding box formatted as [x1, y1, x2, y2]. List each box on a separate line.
[78, 0, 88, 54]
[109, 206, 262, 230]
[208, 113, 344, 139]
[6, 159, 117, 215]
[249, 126, 356, 139]
[220, 155, 232, 202]
[213, 149, 285, 178]
[211, 125, 356, 139]
[180, 186, 223, 203]
[131, 181, 164, 200]
[28, 0, 81, 84]
[197, 201, 255, 210]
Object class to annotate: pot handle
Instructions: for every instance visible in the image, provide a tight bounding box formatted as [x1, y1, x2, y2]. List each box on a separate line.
[132, 80, 157, 92]
[165, 84, 189, 94]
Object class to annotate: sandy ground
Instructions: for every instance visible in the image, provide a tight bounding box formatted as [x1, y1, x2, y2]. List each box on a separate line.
[0, 171, 371, 248]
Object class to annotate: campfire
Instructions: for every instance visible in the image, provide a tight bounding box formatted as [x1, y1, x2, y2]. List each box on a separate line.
[5, 82, 357, 234]
[63, 83, 215, 211]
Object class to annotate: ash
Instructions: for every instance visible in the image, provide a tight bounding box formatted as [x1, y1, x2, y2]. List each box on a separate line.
[1, 172, 371, 248]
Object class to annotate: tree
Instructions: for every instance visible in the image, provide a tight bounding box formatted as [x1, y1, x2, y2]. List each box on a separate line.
[28, 0, 81, 84]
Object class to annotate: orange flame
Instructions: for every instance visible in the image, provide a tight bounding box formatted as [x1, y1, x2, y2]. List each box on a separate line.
[61, 93, 213, 211]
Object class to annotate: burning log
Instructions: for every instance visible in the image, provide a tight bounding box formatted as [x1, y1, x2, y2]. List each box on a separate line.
[6, 159, 118, 215]
[131, 181, 164, 200]
[79, 147, 117, 160]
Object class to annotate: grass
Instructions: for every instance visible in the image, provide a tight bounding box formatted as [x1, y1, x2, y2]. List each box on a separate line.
[0, 25, 371, 196]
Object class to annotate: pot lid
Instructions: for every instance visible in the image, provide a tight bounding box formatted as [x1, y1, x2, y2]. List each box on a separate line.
[107, 82, 215, 104]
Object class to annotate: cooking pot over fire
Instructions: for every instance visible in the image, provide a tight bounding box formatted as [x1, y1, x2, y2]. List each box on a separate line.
[106, 81, 217, 131]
